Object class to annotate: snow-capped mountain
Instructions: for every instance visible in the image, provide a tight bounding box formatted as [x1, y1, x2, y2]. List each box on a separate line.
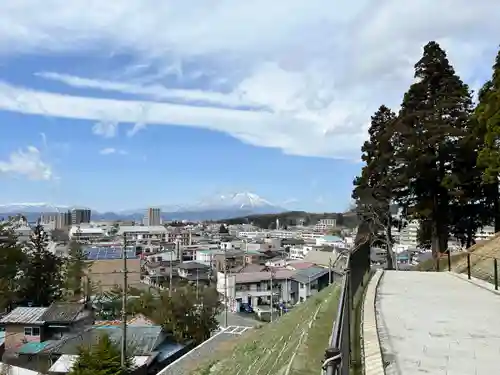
[0, 203, 72, 213]
[189, 192, 278, 211]
[0, 193, 286, 222]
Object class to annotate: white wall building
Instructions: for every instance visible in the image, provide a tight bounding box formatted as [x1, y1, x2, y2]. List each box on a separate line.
[316, 235, 346, 248]
[216, 270, 295, 312]
[315, 218, 337, 232]
[69, 226, 105, 242]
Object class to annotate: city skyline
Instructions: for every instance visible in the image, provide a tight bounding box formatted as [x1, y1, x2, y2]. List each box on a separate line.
[0, 2, 499, 212]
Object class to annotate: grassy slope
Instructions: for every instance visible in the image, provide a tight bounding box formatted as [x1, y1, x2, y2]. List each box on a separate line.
[415, 233, 500, 283]
[190, 283, 341, 375]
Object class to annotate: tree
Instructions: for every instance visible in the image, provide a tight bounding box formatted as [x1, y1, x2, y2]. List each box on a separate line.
[19, 223, 64, 306]
[476, 48, 500, 231]
[219, 224, 229, 234]
[69, 333, 133, 375]
[0, 220, 26, 311]
[63, 240, 91, 301]
[352, 105, 398, 269]
[153, 284, 222, 345]
[394, 41, 474, 257]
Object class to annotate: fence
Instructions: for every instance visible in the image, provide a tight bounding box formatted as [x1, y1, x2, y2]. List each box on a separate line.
[434, 251, 499, 290]
[323, 229, 371, 375]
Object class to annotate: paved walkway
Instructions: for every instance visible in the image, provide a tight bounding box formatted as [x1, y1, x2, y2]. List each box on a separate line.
[376, 271, 500, 375]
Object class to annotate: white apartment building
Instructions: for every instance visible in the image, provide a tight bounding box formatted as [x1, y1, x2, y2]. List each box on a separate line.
[299, 232, 325, 242]
[69, 225, 105, 242]
[144, 207, 161, 226]
[266, 230, 300, 239]
[315, 218, 337, 232]
[217, 270, 295, 312]
[118, 225, 167, 252]
[238, 231, 266, 239]
[475, 225, 495, 242]
[397, 220, 419, 247]
[289, 245, 308, 260]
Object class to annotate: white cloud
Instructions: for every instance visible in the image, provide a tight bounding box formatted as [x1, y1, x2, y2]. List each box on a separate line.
[0, 146, 53, 180]
[99, 148, 127, 155]
[92, 120, 118, 138]
[1, 1, 500, 158]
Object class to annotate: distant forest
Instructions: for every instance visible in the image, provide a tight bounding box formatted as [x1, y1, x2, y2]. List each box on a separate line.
[221, 210, 358, 229]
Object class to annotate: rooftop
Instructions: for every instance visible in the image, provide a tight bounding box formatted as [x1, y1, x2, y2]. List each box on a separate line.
[178, 261, 210, 270]
[0, 307, 47, 324]
[83, 246, 138, 260]
[292, 266, 330, 283]
[117, 225, 167, 235]
[234, 270, 295, 283]
[323, 235, 343, 242]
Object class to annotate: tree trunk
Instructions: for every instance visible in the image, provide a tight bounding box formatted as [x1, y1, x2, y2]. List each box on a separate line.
[495, 181, 500, 233]
[385, 213, 395, 270]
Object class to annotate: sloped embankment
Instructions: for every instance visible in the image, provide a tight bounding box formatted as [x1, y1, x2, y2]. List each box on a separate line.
[416, 232, 500, 282]
[190, 283, 341, 375]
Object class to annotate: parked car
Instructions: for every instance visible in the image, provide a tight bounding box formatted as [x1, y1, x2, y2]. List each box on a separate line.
[240, 303, 254, 313]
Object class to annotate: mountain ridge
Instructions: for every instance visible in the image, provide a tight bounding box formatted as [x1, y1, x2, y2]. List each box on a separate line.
[0, 192, 286, 222]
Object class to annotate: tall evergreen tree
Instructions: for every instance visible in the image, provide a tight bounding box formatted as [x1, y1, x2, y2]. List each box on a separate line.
[352, 105, 397, 268]
[476, 48, 500, 231]
[153, 284, 222, 345]
[394, 41, 473, 257]
[0, 220, 26, 311]
[63, 240, 91, 301]
[19, 223, 64, 306]
[69, 334, 132, 375]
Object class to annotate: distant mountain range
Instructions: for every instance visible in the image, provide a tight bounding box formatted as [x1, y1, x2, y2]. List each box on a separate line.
[0, 192, 287, 222]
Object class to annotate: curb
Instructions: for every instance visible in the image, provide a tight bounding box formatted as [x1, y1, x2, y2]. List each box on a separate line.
[361, 269, 385, 375]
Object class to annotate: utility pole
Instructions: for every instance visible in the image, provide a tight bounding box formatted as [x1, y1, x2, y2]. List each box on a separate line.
[223, 243, 228, 328]
[121, 232, 128, 370]
[328, 258, 332, 285]
[169, 250, 173, 297]
[196, 268, 199, 301]
[270, 267, 275, 323]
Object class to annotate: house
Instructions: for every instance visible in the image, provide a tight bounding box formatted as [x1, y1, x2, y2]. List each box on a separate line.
[177, 262, 211, 284]
[291, 267, 331, 303]
[145, 250, 178, 263]
[217, 269, 295, 312]
[0, 303, 93, 367]
[195, 249, 224, 264]
[21, 325, 189, 374]
[303, 249, 342, 269]
[285, 261, 315, 271]
[142, 261, 178, 286]
[316, 235, 346, 249]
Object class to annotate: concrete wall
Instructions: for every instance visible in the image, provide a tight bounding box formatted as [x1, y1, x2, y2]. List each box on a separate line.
[86, 259, 141, 291]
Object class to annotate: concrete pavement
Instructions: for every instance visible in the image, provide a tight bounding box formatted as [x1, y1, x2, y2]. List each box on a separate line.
[375, 271, 500, 375]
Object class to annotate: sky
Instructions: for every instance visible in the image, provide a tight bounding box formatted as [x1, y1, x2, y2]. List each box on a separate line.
[0, 1, 499, 213]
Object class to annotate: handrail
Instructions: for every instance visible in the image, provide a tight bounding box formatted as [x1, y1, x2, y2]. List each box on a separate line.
[323, 232, 371, 375]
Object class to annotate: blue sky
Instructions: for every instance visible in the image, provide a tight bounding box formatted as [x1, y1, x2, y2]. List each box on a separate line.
[0, 1, 499, 212]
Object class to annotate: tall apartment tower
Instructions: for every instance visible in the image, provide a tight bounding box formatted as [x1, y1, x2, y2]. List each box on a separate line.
[71, 208, 91, 225]
[145, 207, 161, 226]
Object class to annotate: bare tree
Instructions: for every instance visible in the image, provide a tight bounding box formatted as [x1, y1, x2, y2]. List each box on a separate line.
[356, 190, 400, 270]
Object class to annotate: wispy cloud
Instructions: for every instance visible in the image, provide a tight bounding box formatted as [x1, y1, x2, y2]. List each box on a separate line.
[99, 148, 127, 155]
[92, 120, 118, 138]
[1, 1, 499, 158]
[0, 146, 53, 181]
[282, 198, 299, 206]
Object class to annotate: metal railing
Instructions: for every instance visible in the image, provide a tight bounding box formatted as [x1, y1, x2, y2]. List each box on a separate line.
[323, 226, 371, 375]
[434, 250, 499, 290]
